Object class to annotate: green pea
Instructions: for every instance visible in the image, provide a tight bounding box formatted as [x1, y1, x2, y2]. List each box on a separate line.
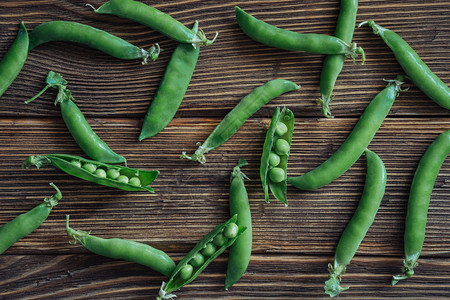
[201, 243, 216, 257]
[189, 252, 205, 267]
[117, 175, 129, 184]
[71, 160, 82, 168]
[213, 233, 228, 247]
[129, 176, 141, 186]
[94, 168, 107, 178]
[274, 138, 290, 156]
[268, 151, 281, 167]
[179, 264, 194, 280]
[275, 122, 288, 136]
[269, 167, 285, 183]
[106, 168, 120, 179]
[82, 163, 97, 173]
[223, 223, 239, 239]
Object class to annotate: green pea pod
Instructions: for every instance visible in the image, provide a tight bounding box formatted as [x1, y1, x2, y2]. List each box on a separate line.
[392, 130, 450, 285]
[225, 160, 252, 290]
[181, 79, 300, 163]
[289, 76, 405, 190]
[235, 6, 364, 63]
[91, 0, 218, 48]
[26, 71, 126, 164]
[260, 107, 294, 205]
[0, 22, 28, 99]
[29, 21, 159, 64]
[324, 149, 386, 297]
[0, 183, 61, 254]
[66, 215, 175, 277]
[22, 154, 158, 193]
[157, 214, 246, 299]
[360, 20, 450, 110]
[139, 22, 200, 141]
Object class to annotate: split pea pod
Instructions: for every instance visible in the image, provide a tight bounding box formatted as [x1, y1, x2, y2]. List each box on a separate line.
[225, 160, 252, 290]
[392, 130, 450, 285]
[359, 20, 450, 110]
[22, 153, 158, 193]
[66, 215, 175, 277]
[288, 76, 405, 190]
[157, 215, 246, 299]
[260, 107, 294, 205]
[139, 22, 200, 141]
[181, 79, 300, 163]
[318, 0, 358, 118]
[0, 22, 28, 99]
[235, 6, 365, 63]
[29, 20, 159, 64]
[25, 71, 126, 164]
[0, 183, 61, 254]
[91, 0, 218, 48]
[324, 149, 386, 297]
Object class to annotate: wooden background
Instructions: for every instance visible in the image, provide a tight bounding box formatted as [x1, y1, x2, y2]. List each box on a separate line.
[0, 0, 449, 298]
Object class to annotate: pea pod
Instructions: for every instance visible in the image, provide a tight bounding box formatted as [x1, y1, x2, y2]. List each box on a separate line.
[318, 0, 358, 118]
[325, 149, 386, 297]
[392, 130, 450, 285]
[0, 183, 61, 254]
[289, 76, 405, 190]
[22, 154, 158, 192]
[181, 79, 300, 163]
[157, 215, 246, 299]
[66, 215, 175, 277]
[26, 71, 126, 164]
[0, 22, 28, 99]
[260, 107, 294, 205]
[359, 20, 450, 110]
[29, 20, 159, 64]
[225, 160, 252, 290]
[90, 0, 218, 48]
[235, 6, 364, 63]
[139, 22, 200, 140]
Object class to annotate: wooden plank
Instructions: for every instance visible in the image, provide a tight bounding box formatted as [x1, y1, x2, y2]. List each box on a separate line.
[0, 254, 449, 299]
[0, 0, 448, 118]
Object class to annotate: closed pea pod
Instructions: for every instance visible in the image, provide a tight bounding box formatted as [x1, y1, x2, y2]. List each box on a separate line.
[0, 183, 61, 254]
[139, 22, 200, 140]
[235, 6, 365, 63]
[29, 21, 159, 64]
[260, 107, 294, 205]
[225, 160, 252, 290]
[22, 153, 158, 193]
[157, 215, 246, 299]
[288, 76, 405, 190]
[317, 0, 358, 118]
[25, 71, 126, 164]
[325, 149, 386, 297]
[359, 20, 450, 110]
[181, 79, 300, 163]
[91, 0, 218, 48]
[66, 215, 175, 277]
[0, 22, 28, 99]
[392, 130, 450, 285]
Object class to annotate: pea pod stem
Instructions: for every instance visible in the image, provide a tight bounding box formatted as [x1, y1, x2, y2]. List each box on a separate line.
[392, 130, 450, 285]
[181, 79, 300, 163]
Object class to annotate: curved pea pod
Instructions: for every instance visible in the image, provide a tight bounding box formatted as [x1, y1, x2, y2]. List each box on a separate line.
[157, 214, 246, 299]
[22, 154, 158, 193]
[260, 107, 294, 205]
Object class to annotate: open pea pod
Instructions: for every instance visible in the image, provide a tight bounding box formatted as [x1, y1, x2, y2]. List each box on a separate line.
[260, 107, 294, 205]
[22, 154, 158, 192]
[157, 214, 246, 299]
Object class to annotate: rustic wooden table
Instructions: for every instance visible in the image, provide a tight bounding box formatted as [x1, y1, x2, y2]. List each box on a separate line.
[0, 0, 449, 299]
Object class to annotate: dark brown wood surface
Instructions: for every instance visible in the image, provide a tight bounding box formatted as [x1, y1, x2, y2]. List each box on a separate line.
[0, 0, 449, 299]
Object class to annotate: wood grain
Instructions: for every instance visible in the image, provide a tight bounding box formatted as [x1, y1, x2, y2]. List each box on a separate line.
[0, 0, 449, 299]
